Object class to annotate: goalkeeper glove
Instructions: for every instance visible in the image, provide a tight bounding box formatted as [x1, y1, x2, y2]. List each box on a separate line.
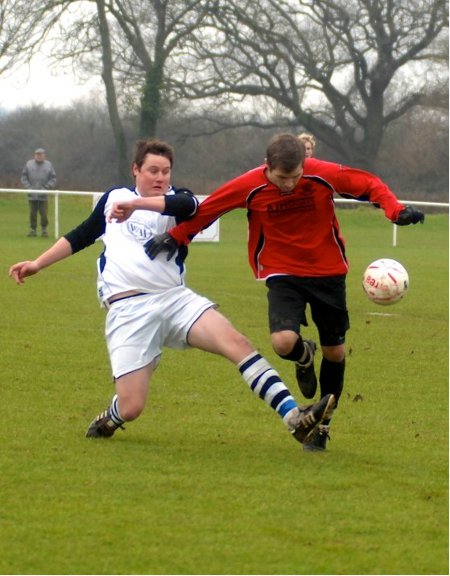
[144, 232, 179, 261]
[394, 205, 425, 226]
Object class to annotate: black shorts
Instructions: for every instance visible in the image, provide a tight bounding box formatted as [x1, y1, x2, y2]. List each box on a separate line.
[266, 275, 350, 346]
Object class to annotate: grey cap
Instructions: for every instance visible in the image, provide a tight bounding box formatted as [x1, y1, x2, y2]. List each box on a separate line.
[34, 148, 45, 154]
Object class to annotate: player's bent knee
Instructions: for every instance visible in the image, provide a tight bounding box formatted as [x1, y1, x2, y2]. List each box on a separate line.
[322, 345, 345, 363]
[271, 333, 298, 357]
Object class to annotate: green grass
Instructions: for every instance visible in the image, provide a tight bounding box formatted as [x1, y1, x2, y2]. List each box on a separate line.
[0, 195, 448, 575]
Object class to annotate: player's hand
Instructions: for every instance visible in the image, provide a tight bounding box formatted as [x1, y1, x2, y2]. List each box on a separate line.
[108, 201, 136, 223]
[144, 232, 179, 261]
[8, 261, 40, 285]
[394, 205, 425, 226]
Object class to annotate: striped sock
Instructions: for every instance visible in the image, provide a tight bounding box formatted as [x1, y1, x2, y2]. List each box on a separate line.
[238, 352, 298, 425]
[109, 394, 125, 425]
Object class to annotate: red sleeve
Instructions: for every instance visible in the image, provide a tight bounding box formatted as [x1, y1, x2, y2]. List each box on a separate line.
[304, 158, 405, 222]
[170, 167, 265, 244]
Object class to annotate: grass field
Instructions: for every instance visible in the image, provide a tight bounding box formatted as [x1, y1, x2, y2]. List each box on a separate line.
[0, 194, 448, 575]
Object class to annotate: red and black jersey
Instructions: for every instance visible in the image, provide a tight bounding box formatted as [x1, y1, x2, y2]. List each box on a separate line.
[170, 158, 405, 279]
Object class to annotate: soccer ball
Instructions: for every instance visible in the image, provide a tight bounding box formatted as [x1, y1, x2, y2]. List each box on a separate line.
[362, 258, 409, 305]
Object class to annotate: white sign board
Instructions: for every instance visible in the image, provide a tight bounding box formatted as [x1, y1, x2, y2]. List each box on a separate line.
[192, 195, 220, 242]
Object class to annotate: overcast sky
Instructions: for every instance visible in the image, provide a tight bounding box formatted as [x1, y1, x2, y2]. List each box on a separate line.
[0, 54, 103, 111]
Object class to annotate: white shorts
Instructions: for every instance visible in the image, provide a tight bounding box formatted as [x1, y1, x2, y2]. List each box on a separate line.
[105, 286, 215, 379]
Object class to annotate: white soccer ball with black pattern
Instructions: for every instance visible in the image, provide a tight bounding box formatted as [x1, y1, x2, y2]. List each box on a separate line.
[362, 258, 409, 305]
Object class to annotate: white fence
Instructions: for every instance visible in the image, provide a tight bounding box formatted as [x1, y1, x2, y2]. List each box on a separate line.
[1, 188, 219, 242]
[1, 188, 448, 246]
[331, 197, 448, 246]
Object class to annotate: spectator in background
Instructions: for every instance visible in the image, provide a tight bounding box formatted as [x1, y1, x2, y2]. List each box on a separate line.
[298, 133, 316, 158]
[21, 148, 57, 237]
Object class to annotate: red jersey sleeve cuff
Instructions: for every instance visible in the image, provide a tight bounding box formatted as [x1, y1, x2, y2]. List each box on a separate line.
[169, 227, 190, 245]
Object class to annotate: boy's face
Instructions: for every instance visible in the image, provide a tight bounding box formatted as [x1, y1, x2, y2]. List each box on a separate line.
[303, 142, 314, 157]
[266, 163, 303, 194]
[133, 153, 171, 197]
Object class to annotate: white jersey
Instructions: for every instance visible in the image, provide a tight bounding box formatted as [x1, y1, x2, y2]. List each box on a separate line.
[97, 187, 187, 303]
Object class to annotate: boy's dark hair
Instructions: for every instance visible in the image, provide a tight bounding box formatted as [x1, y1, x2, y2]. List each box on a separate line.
[133, 139, 174, 170]
[266, 133, 305, 172]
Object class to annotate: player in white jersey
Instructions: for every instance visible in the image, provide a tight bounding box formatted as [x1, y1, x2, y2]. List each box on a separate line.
[9, 138, 334, 448]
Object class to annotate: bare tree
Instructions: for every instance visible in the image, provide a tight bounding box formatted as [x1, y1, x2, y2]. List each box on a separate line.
[179, 0, 448, 170]
[96, 0, 128, 181]
[102, 0, 219, 135]
[8, 0, 446, 178]
[48, 0, 217, 179]
[0, 0, 66, 76]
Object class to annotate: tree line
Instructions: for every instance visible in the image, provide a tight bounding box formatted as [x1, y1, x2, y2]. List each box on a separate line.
[0, 0, 448, 197]
[0, 101, 447, 200]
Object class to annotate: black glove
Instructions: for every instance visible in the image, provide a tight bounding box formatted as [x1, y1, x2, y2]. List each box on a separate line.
[144, 232, 179, 261]
[394, 205, 425, 226]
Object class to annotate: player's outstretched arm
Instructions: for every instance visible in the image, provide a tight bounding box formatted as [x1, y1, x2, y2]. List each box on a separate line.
[9, 237, 73, 285]
[109, 197, 166, 223]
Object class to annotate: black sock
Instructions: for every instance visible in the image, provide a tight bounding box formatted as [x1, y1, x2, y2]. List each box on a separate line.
[279, 336, 308, 363]
[319, 357, 345, 424]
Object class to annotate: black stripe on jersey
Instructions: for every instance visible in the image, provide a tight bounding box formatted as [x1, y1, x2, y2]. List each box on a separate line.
[253, 230, 265, 277]
[304, 174, 371, 203]
[246, 184, 267, 205]
[332, 217, 347, 264]
[64, 190, 112, 253]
